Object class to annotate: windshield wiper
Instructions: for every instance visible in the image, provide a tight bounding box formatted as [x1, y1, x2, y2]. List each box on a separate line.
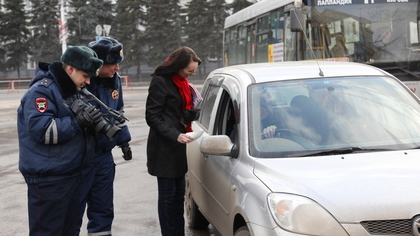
[286, 147, 391, 157]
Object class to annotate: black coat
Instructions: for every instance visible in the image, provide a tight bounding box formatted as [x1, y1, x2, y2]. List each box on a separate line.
[145, 75, 188, 178]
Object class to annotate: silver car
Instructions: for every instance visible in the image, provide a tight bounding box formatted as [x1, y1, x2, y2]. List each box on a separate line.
[185, 61, 420, 236]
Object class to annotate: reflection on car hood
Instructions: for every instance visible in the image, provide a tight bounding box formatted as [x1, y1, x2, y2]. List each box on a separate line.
[253, 150, 420, 222]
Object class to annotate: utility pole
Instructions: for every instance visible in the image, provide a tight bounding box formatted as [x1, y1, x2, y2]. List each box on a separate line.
[59, 0, 68, 53]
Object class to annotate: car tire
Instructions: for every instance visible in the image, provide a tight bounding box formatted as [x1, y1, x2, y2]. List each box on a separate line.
[185, 173, 209, 229]
[234, 226, 251, 236]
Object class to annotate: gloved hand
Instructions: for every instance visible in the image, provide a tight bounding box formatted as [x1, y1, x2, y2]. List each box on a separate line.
[180, 109, 200, 125]
[120, 144, 132, 161]
[74, 104, 102, 128]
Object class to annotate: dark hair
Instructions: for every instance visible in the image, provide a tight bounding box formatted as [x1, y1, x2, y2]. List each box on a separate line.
[151, 46, 201, 77]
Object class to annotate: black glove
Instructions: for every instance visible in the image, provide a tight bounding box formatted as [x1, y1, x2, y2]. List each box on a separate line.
[120, 144, 132, 161]
[180, 109, 200, 125]
[74, 105, 102, 128]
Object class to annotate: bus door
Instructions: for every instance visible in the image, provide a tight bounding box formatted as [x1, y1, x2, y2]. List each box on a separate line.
[247, 21, 257, 63]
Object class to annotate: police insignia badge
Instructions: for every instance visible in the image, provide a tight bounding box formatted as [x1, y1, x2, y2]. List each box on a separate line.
[35, 97, 48, 113]
[111, 90, 119, 100]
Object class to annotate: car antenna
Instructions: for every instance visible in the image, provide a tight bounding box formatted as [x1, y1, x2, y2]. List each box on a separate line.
[291, 2, 324, 77]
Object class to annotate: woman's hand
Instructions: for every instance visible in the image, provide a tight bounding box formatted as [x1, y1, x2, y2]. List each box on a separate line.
[177, 133, 194, 144]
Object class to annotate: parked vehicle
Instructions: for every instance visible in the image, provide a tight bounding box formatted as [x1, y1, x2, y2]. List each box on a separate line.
[185, 61, 420, 236]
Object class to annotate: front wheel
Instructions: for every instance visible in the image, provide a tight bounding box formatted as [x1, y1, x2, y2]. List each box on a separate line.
[234, 226, 251, 236]
[185, 173, 209, 229]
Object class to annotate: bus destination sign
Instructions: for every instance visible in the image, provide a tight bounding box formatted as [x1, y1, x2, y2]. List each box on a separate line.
[315, 0, 414, 6]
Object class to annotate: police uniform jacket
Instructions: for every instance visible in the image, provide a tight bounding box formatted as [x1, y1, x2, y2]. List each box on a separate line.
[145, 75, 188, 178]
[86, 73, 131, 153]
[18, 62, 96, 184]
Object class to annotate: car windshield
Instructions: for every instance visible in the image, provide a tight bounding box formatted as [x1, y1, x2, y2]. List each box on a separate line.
[249, 76, 420, 158]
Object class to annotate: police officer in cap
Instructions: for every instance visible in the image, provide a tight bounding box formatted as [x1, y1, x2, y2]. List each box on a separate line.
[18, 46, 103, 236]
[76, 38, 132, 236]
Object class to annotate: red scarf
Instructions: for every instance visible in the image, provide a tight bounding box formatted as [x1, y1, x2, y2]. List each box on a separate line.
[171, 73, 193, 132]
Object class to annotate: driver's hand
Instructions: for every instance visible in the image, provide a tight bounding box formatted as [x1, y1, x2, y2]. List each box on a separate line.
[262, 125, 277, 139]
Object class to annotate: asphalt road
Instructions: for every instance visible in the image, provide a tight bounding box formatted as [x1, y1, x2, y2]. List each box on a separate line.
[0, 85, 221, 236]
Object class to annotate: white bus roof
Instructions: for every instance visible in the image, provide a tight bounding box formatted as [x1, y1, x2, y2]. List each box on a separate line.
[224, 0, 292, 29]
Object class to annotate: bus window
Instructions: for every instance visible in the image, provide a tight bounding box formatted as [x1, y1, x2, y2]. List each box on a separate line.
[409, 21, 419, 46]
[257, 15, 270, 63]
[246, 24, 256, 63]
[226, 28, 238, 66]
[258, 15, 269, 33]
[224, 30, 230, 66]
[257, 34, 269, 62]
[270, 9, 284, 44]
[237, 25, 247, 64]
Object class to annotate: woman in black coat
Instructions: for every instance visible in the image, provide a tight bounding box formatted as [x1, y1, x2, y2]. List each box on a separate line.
[145, 47, 201, 236]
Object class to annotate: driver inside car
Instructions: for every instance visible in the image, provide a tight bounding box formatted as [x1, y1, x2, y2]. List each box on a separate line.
[260, 90, 284, 139]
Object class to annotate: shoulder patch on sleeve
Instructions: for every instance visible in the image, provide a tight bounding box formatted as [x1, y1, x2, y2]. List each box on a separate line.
[38, 78, 53, 87]
[35, 97, 48, 113]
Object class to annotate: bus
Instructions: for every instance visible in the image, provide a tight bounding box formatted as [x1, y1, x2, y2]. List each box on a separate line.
[223, 0, 420, 95]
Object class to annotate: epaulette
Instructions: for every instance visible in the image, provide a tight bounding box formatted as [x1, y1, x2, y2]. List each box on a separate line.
[38, 78, 53, 87]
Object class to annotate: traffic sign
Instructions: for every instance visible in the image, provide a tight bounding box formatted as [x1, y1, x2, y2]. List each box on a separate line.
[95, 25, 103, 36]
[103, 25, 111, 36]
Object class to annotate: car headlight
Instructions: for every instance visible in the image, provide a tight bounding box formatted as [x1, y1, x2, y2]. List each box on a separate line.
[267, 193, 348, 236]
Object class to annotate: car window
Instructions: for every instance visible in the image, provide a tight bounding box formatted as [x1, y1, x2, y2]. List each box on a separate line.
[214, 90, 236, 139]
[199, 84, 220, 130]
[249, 76, 420, 158]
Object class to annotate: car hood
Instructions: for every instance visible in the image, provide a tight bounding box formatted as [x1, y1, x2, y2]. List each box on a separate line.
[253, 150, 420, 222]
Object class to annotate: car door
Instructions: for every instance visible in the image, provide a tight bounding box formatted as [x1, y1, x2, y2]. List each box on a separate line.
[190, 76, 241, 231]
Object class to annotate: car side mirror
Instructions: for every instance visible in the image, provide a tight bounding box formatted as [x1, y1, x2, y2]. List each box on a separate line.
[200, 135, 234, 157]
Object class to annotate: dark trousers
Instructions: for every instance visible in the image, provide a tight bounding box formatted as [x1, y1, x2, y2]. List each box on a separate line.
[27, 174, 81, 236]
[157, 176, 186, 236]
[76, 151, 115, 236]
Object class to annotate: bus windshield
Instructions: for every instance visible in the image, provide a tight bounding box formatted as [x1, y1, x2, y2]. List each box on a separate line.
[300, 0, 419, 77]
[224, 0, 420, 82]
